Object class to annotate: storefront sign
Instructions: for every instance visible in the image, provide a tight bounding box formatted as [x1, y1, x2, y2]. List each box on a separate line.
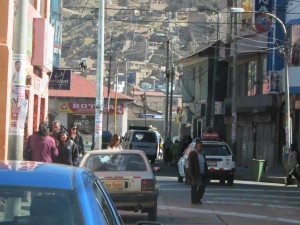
[58, 102, 124, 114]
[255, 0, 273, 33]
[49, 69, 71, 90]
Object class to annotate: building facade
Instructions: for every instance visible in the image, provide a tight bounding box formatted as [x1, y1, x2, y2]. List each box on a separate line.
[49, 72, 133, 149]
[178, 0, 293, 170]
[0, 0, 55, 160]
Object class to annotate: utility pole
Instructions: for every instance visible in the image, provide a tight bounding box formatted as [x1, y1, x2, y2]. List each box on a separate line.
[169, 67, 175, 139]
[145, 39, 148, 68]
[169, 40, 175, 138]
[106, 36, 113, 131]
[231, 0, 238, 155]
[140, 93, 148, 127]
[8, 0, 29, 160]
[125, 59, 128, 95]
[164, 39, 170, 139]
[167, 12, 171, 36]
[114, 70, 119, 134]
[211, 12, 220, 127]
[94, 0, 105, 149]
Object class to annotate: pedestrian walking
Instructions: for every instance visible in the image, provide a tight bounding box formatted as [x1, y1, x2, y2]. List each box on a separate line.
[163, 137, 173, 163]
[285, 143, 300, 185]
[23, 121, 58, 163]
[170, 139, 181, 166]
[69, 124, 85, 156]
[56, 130, 79, 166]
[188, 139, 209, 205]
[107, 134, 122, 150]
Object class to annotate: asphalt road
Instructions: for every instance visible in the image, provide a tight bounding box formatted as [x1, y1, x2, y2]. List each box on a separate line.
[120, 159, 300, 225]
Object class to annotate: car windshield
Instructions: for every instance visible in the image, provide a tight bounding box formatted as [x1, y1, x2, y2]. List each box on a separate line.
[132, 132, 157, 143]
[203, 144, 231, 156]
[84, 153, 147, 172]
[0, 186, 84, 225]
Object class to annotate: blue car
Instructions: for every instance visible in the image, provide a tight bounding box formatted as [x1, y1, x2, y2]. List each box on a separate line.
[0, 161, 161, 225]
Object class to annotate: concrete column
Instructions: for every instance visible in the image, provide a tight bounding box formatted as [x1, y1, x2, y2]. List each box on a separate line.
[0, 0, 14, 160]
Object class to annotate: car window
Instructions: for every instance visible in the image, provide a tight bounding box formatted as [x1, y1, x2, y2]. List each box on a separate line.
[93, 181, 120, 225]
[132, 132, 156, 143]
[0, 186, 84, 225]
[203, 145, 231, 156]
[84, 153, 147, 172]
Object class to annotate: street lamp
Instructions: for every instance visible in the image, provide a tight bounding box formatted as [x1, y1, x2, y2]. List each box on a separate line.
[230, 8, 291, 148]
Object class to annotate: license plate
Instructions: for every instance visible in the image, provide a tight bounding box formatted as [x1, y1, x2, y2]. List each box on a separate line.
[208, 161, 217, 167]
[104, 180, 123, 190]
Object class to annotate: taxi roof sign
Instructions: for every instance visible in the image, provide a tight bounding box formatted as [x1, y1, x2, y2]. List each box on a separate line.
[202, 131, 219, 139]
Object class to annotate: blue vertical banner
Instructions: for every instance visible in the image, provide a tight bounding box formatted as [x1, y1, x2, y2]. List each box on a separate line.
[50, 0, 62, 68]
[255, 0, 273, 33]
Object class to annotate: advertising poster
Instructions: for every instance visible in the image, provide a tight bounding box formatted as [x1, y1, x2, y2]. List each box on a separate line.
[10, 99, 28, 136]
[12, 56, 27, 87]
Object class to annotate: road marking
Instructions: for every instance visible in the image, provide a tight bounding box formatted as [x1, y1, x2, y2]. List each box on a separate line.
[158, 205, 300, 224]
[206, 193, 300, 200]
[206, 188, 300, 193]
[214, 197, 300, 205]
[206, 201, 300, 210]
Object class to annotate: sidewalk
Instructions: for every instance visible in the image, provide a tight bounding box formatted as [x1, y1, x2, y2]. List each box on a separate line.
[235, 166, 297, 185]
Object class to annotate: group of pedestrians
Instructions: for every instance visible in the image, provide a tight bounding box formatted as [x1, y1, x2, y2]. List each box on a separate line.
[23, 120, 85, 166]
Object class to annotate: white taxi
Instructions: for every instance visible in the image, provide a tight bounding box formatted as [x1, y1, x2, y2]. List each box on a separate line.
[79, 149, 159, 221]
[177, 133, 235, 185]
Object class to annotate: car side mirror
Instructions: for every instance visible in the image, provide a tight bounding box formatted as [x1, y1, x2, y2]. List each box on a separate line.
[135, 222, 163, 225]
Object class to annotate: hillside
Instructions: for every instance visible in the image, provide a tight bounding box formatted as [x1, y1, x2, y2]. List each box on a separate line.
[60, 0, 219, 92]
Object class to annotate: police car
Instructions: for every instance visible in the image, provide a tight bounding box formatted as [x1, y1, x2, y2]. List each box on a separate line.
[177, 132, 235, 185]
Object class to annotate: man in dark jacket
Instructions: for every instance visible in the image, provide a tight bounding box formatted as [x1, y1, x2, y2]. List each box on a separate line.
[188, 139, 209, 205]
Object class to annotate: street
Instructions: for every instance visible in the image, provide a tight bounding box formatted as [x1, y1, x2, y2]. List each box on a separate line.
[120, 160, 300, 225]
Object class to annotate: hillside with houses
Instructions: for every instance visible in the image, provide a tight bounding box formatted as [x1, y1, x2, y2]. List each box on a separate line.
[60, 0, 219, 96]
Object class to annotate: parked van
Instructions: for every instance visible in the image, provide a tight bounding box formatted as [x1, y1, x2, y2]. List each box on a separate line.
[122, 129, 161, 163]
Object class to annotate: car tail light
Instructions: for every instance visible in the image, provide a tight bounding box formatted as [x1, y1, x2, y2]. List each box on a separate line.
[141, 179, 155, 191]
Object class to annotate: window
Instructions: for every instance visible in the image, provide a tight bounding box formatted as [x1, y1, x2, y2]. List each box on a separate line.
[203, 145, 231, 156]
[85, 153, 146, 172]
[133, 132, 156, 142]
[0, 186, 83, 225]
